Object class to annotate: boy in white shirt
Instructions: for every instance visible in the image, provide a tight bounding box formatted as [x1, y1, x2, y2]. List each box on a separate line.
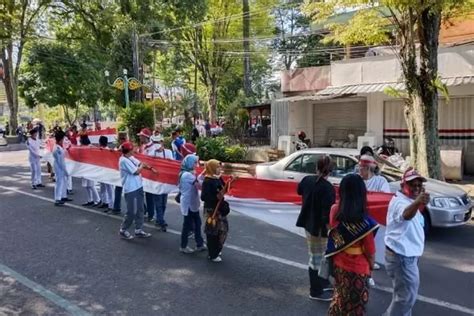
[27, 128, 44, 189]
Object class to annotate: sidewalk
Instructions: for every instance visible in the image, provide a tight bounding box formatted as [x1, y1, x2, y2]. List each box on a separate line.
[0, 143, 27, 152]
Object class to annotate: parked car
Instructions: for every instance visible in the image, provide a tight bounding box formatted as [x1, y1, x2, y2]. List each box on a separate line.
[255, 148, 472, 232]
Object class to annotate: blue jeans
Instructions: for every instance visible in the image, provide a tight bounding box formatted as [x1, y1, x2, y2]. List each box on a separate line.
[113, 186, 122, 211]
[383, 249, 420, 316]
[154, 194, 168, 226]
[181, 211, 204, 249]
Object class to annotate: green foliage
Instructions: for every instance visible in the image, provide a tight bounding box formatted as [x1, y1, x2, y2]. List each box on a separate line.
[196, 136, 247, 163]
[118, 102, 154, 142]
[19, 42, 103, 125]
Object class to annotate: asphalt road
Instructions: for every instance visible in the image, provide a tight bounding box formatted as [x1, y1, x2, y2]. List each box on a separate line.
[0, 150, 473, 316]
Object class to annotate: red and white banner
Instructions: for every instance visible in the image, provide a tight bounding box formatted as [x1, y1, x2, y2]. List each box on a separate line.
[78, 128, 117, 144]
[43, 145, 393, 263]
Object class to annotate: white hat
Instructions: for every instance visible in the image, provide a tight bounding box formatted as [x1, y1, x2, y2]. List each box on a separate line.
[150, 134, 164, 142]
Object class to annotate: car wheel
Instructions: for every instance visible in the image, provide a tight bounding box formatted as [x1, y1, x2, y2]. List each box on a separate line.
[422, 210, 432, 235]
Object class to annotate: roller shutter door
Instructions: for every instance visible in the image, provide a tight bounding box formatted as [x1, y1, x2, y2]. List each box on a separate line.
[312, 101, 367, 146]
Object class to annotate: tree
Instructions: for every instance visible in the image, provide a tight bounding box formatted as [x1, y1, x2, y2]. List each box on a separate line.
[19, 43, 103, 125]
[273, 0, 331, 70]
[0, 0, 50, 135]
[303, 0, 474, 179]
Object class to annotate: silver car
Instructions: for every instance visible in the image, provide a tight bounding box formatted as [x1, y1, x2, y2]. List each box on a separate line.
[255, 148, 472, 232]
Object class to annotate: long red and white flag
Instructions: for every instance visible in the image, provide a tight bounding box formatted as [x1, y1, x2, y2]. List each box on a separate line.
[43, 143, 393, 263]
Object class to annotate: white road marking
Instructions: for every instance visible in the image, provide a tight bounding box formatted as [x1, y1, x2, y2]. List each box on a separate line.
[0, 263, 91, 316]
[1, 185, 473, 315]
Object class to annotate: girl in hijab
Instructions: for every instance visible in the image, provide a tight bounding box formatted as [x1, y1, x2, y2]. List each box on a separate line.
[201, 159, 228, 263]
[178, 154, 206, 254]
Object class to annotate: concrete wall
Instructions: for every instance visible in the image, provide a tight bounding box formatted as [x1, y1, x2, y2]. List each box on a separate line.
[288, 100, 313, 140]
[331, 45, 474, 86]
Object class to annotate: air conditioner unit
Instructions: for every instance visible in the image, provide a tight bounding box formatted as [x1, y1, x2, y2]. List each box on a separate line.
[278, 135, 295, 156]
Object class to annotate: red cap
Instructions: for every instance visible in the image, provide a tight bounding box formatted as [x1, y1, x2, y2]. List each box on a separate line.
[137, 128, 152, 138]
[402, 168, 426, 184]
[121, 141, 134, 151]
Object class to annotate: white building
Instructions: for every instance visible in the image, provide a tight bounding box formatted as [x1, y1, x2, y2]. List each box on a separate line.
[273, 44, 474, 174]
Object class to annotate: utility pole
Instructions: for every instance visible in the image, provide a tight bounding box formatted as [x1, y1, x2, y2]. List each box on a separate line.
[152, 49, 157, 125]
[132, 29, 140, 101]
[243, 0, 252, 98]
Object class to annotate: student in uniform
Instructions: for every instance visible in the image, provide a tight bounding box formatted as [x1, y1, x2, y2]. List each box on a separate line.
[146, 134, 173, 231]
[27, 128, 44, 189]
[118, 141, 156, 240]
[53, 131, 72, 206]
[112, 131, 128, 215]
[98, 136, 114, 212]
[80, 133, 101, 207]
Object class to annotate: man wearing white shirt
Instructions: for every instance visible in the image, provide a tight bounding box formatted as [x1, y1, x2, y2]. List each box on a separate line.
[26, 128, 44, 189]
[383, 168, 430, 316]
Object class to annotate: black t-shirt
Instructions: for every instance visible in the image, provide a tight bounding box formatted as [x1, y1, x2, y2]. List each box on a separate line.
[296, 176, 336, 237]
[201, 177, 225, 210]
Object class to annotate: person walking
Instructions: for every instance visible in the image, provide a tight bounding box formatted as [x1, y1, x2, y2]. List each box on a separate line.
[112, 131, 128, 215]
[178, 154, 206, 254]
[147, 134, 173, 231]
[26, 128, 44, 189]
[79, 134, 101, 207]
[98, 136, 114, 212]
[118, 141, 156, 240]
[53, 131, 72, 206]
[327, 174, 378, 316]
[383, 168, 430, 316]
[296, 155, 336, 301]
[201, 159, 229, 263]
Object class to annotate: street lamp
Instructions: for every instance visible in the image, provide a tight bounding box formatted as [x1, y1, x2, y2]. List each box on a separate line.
[104, 69, 143, 109]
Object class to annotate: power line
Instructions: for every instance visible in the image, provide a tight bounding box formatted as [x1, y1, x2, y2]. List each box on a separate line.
[139, 1, 301, 38]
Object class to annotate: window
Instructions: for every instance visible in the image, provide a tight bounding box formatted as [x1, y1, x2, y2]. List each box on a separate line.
[285, 154, 322, 174]
[285, 156, 302, 172]
[330, 155, 357, 178]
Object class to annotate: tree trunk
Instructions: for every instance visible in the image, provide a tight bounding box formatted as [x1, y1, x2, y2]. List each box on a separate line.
[208, 84, 218, 123]
[399, 7, 442, 179]
[1, 44, 19, 135]
[243, 0, 252, 97]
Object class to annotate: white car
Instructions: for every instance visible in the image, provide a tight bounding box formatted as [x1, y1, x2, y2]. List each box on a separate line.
[255, 148, 472, 232]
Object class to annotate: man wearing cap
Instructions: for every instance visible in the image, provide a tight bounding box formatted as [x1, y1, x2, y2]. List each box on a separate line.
[27, 128, 44, 190]
[359, 155, 391, 193]
[383, 168, 430, 316]
[137, 128, 153, 154]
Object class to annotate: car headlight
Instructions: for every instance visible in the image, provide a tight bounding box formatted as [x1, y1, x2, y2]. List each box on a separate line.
[431, 197, 463, 208]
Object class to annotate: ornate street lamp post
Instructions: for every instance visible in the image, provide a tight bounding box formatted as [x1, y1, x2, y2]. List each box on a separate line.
[104, 69, 143, 109]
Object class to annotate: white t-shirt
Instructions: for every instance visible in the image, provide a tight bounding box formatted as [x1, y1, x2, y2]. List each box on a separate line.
[119, 156, 143, 193]
[365, 175, 391, 193]
[385, 191, 425, 257]
[27, 137, 41, 160]
[146, 143, 173, 159]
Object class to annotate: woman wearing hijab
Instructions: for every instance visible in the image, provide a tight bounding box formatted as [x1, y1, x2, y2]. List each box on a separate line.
[201, 159, 228, 263]
[178, 154, 206, 254]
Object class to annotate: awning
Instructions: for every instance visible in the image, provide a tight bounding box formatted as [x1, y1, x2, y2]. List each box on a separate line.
[275, 93, 354, 103]
[316, 75, 474, 96]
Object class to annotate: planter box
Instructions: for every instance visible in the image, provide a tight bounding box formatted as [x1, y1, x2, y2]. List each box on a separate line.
[5, 135, 21, 144]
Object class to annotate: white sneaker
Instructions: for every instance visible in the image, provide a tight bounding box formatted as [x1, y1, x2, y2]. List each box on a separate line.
[211, 256, 222, 263]
[179, 247, 195, 254]
[373, 263, 381, 270]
